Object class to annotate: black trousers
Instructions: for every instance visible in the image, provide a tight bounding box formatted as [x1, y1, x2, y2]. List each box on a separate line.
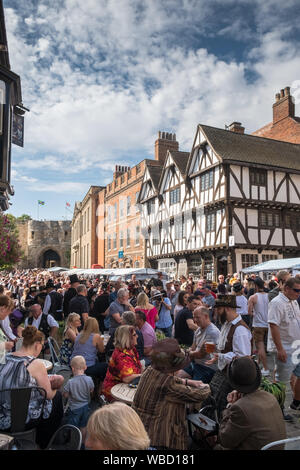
[26, 390, 64, 449]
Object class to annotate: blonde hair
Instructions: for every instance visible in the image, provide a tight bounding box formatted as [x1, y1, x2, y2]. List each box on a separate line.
[114, 324, 135, 350]
[70, 355, 86, 370]
[87, 402, 150, 450]
[136, 292, 149, 309]
[64, 312, 80, 335]
[79, 317, 99, 344]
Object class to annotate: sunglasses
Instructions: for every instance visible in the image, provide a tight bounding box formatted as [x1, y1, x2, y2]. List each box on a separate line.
[292, 288, 300, 293]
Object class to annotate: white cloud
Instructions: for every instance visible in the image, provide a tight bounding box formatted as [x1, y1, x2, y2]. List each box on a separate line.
[4, 0, 300, 195]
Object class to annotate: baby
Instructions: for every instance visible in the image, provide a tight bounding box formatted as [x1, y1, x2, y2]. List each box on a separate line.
[63, 355, 94, 442]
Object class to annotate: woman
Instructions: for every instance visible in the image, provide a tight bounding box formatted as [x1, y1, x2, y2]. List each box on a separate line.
[153, 290, 173, 338]
[86, 402, 150, 450]
[0, 295, 15, 362]
[186, 283, 194, 295]
[0, 326, 64, 449]
[135, 292, 158, 329]
[102, 325, 142, 402]
[132, 338, 211, 450]
[71, 317, 107, 380]
[20, 287, 30, 310]
[59, 312, 81, 365]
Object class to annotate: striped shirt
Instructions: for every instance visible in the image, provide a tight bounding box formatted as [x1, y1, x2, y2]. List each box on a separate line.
[132, 366, 210, 449]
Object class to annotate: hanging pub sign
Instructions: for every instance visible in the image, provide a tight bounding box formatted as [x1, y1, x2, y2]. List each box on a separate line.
[12, 112, 24, 147]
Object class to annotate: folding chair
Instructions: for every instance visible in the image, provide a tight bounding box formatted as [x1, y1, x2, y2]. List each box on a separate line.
[0, 386, 47, 450]
[46, 424, 82, 450]
[47, 337, 72, 380]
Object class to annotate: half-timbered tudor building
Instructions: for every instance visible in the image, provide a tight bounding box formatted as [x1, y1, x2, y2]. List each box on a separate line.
[139, 118, 300, 280]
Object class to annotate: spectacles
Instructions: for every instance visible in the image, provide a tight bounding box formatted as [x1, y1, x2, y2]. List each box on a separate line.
[292, 288, 300, 293]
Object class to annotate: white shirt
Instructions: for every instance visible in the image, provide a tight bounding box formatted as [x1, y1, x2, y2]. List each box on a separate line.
[0, 317, 16, 341]
[217, 315, 252, 371]
[235, 295, 248, 316]
[24, 314, 59, 330]
[267, 292, 300, 353]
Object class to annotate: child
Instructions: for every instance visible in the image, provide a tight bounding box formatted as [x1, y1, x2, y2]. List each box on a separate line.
[63, 355, 94, 442]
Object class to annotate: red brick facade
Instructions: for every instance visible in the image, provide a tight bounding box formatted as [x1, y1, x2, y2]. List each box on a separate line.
[252, 86, 300, 143]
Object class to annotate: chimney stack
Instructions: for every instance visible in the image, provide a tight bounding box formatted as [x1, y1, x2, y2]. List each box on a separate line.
[272, 85, 295, 124]
[155, 131, 179, 163]
[113, 165, 131, 180]
[228, 122, 245, 134]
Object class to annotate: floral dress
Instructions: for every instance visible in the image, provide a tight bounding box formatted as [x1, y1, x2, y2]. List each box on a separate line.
[59, 328, 76, 365]
[102, 347, 142, 402]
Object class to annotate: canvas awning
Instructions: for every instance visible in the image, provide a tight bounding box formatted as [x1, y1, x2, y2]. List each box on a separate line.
[241, 257, 300, 274]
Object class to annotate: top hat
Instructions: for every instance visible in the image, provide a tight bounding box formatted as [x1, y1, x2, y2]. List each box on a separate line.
[227, 356, 261, 394]
[69, 274, 80, 284]
[215, 294, 237, 308]
[46, 279, 55, 289]
[150, 338, 190, 373]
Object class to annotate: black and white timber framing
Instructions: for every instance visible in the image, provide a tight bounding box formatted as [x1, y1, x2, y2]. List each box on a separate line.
[137, 124, 300, 280]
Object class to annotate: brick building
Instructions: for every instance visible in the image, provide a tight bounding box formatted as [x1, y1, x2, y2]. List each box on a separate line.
[103, 160, 159, 268]
[252, 86, 300, 143]
[71, 185, 104, 268]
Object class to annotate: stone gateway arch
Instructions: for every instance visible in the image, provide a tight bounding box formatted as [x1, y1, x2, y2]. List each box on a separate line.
[16, 220, 71, 269]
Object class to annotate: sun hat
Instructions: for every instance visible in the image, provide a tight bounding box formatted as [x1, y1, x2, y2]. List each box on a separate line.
[227, 356, 261, 394]
[150, 338, 190, 373]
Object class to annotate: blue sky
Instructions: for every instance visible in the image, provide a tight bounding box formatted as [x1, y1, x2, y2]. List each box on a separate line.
[4, 0, 300, 220]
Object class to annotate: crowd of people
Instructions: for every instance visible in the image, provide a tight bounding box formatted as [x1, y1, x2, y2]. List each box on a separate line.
[0, 267, 300, 450]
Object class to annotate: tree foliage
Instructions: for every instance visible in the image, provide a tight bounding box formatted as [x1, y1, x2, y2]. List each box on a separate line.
[0, 213, 23, 269]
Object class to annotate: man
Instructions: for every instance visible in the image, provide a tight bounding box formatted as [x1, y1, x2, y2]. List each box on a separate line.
[25, 303, 59, 340]
[174, 295, 201, 347]
[107, 287, 135, 335]
[63, 274, 80, 317]
[170, 280, 182, 319]
[268, 270, 291, 302]
[34, 285, 48, 310]
[217, 275, 227, 295]
[109, 278, 123, 304]
[177, 306, 220, 382]
[91, 282, 110, 332]
[267, 277, 300, 415]
[201, 285, 215, 309]
[217, 357, 286, 450]
[68, 284, 90, 330]
[204, 294, 252, 419]
[43, 279, 63, 321]
[248, 277, 269, 376]
[135, 309, 157, 359]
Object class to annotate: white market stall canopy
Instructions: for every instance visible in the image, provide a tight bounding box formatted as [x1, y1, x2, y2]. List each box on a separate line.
[241, 257, 300, 274]
[61, 268, 169, 279]
[47, 267, 69, 273]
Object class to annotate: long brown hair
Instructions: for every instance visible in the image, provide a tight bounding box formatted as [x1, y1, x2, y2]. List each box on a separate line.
[79, 317, 100, 344]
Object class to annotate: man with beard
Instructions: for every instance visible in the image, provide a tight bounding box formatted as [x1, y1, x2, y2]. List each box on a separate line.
[204, 295, 252, 419]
